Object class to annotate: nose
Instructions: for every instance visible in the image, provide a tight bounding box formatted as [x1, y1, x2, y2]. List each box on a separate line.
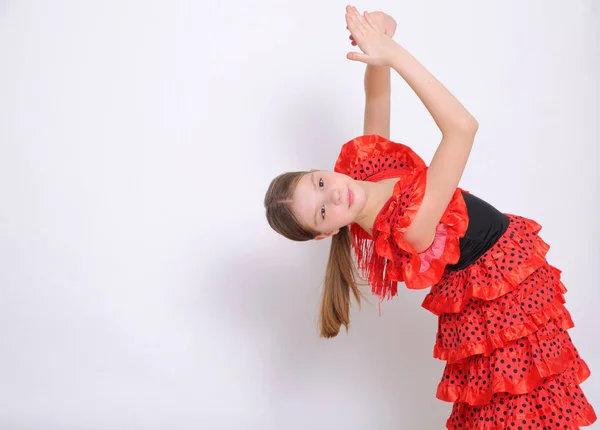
[330, 188, 342, 206]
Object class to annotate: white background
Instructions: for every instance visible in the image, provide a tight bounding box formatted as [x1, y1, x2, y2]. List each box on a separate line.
[0, 1, 598, 429]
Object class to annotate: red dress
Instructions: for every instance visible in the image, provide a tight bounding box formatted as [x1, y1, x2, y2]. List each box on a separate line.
[334, 134, 597, 429]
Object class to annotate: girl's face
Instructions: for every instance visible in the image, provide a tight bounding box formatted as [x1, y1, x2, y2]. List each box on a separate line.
[291, 170, 367, 240]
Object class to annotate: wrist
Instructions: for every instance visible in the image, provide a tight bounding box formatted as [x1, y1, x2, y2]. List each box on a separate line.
[364, 66, 391, 96]
[388, 43, 408, 69]
[367, 64, 390, 71]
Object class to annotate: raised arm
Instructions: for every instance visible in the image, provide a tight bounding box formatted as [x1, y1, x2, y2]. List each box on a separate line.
[389, 44, 478, 252]
[363, 66, 391, 138]
[346, 6, 479, 252]
[360, 12, 396, 138]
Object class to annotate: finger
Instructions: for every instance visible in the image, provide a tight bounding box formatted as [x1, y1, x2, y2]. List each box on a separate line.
[348, 6, 366, 29]
[352, 6, 368, 26]
[346, 8, 361, 27]
[345, 5, 352, 20]
[346, 7, 368, 35]
[363, 11, 382, 34]
[346, 51, 369, 63]
[345, 11, 354, 29]
[363, 11, 377, 30]
[345, 11, 364, 37]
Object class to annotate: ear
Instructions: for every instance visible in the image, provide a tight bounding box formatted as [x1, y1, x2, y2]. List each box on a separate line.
[314, 228, 340, 241]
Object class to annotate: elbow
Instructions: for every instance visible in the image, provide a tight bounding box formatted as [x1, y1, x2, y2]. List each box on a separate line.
[467, 117, 479, 133]
[440, 112, 479, 137]
[455, 117, 479, 135]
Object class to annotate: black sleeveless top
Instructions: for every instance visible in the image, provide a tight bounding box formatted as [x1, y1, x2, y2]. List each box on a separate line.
[446, 192, 510, 271]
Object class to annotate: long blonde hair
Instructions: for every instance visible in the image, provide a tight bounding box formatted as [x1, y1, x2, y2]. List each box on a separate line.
[264, 171, 364, 338]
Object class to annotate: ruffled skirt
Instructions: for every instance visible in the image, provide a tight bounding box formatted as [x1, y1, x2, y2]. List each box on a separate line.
[423, 214, 596, 429]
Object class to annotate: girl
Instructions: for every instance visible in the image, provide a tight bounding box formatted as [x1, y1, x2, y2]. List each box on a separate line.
[264, 6, 596, 429]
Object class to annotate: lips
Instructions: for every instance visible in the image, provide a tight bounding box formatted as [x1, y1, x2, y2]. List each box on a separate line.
[348, 189, 354, 208]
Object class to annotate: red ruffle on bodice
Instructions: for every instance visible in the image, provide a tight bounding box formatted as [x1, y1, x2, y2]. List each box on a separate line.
[334, 134, 469, 297]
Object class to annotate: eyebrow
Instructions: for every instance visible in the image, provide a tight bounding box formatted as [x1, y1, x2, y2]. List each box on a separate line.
[311, 173, 318, 227]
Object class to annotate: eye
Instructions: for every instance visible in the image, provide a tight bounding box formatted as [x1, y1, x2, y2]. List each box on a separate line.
[319, 178, 324, 188]
[321, 206, 325, 219]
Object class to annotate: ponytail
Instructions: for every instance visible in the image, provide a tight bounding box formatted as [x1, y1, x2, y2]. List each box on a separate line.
[319, 226, 364, 338]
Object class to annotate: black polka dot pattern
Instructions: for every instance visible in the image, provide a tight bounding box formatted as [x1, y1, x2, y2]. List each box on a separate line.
[446, 370, 596, 429]
[417, 213, 596, 427]
[424, 213, 597, 428]
[350, 154, 410, 181]
[335, 135, 425, 182]
[434, 262, 571, 364]
[387, 183, 419, 268]
[437, 322, 590, 406]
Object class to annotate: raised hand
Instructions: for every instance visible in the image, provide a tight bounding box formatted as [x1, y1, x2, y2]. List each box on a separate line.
[345, 5, 399, 66]
[348, 11, 397, 46]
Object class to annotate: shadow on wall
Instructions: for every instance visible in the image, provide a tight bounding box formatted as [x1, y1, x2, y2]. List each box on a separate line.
[204, 242, 453, 429]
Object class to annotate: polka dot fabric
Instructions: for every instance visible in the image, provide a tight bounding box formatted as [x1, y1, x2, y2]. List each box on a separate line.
[447, 370, 596, 429]
[334, 134, 426, 182]
[437, 322, 589, 406]
[434, 261, 571, 364]
[333, 135, 596, 428]
[433, 217, 597, 428]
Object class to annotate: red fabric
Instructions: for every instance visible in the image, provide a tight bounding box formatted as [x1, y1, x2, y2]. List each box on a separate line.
[333, 134, 596, 428]
[433, 259, 571, 364]
[446, 368, 597, 429]
[422, 216, 551, 317]
[335, 134, 427, 301]
[333, 134, 469, 297]
[436, 320, 585, 406]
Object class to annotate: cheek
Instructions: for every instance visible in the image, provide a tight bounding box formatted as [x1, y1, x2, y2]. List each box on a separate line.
[330, 205, 351, 223]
